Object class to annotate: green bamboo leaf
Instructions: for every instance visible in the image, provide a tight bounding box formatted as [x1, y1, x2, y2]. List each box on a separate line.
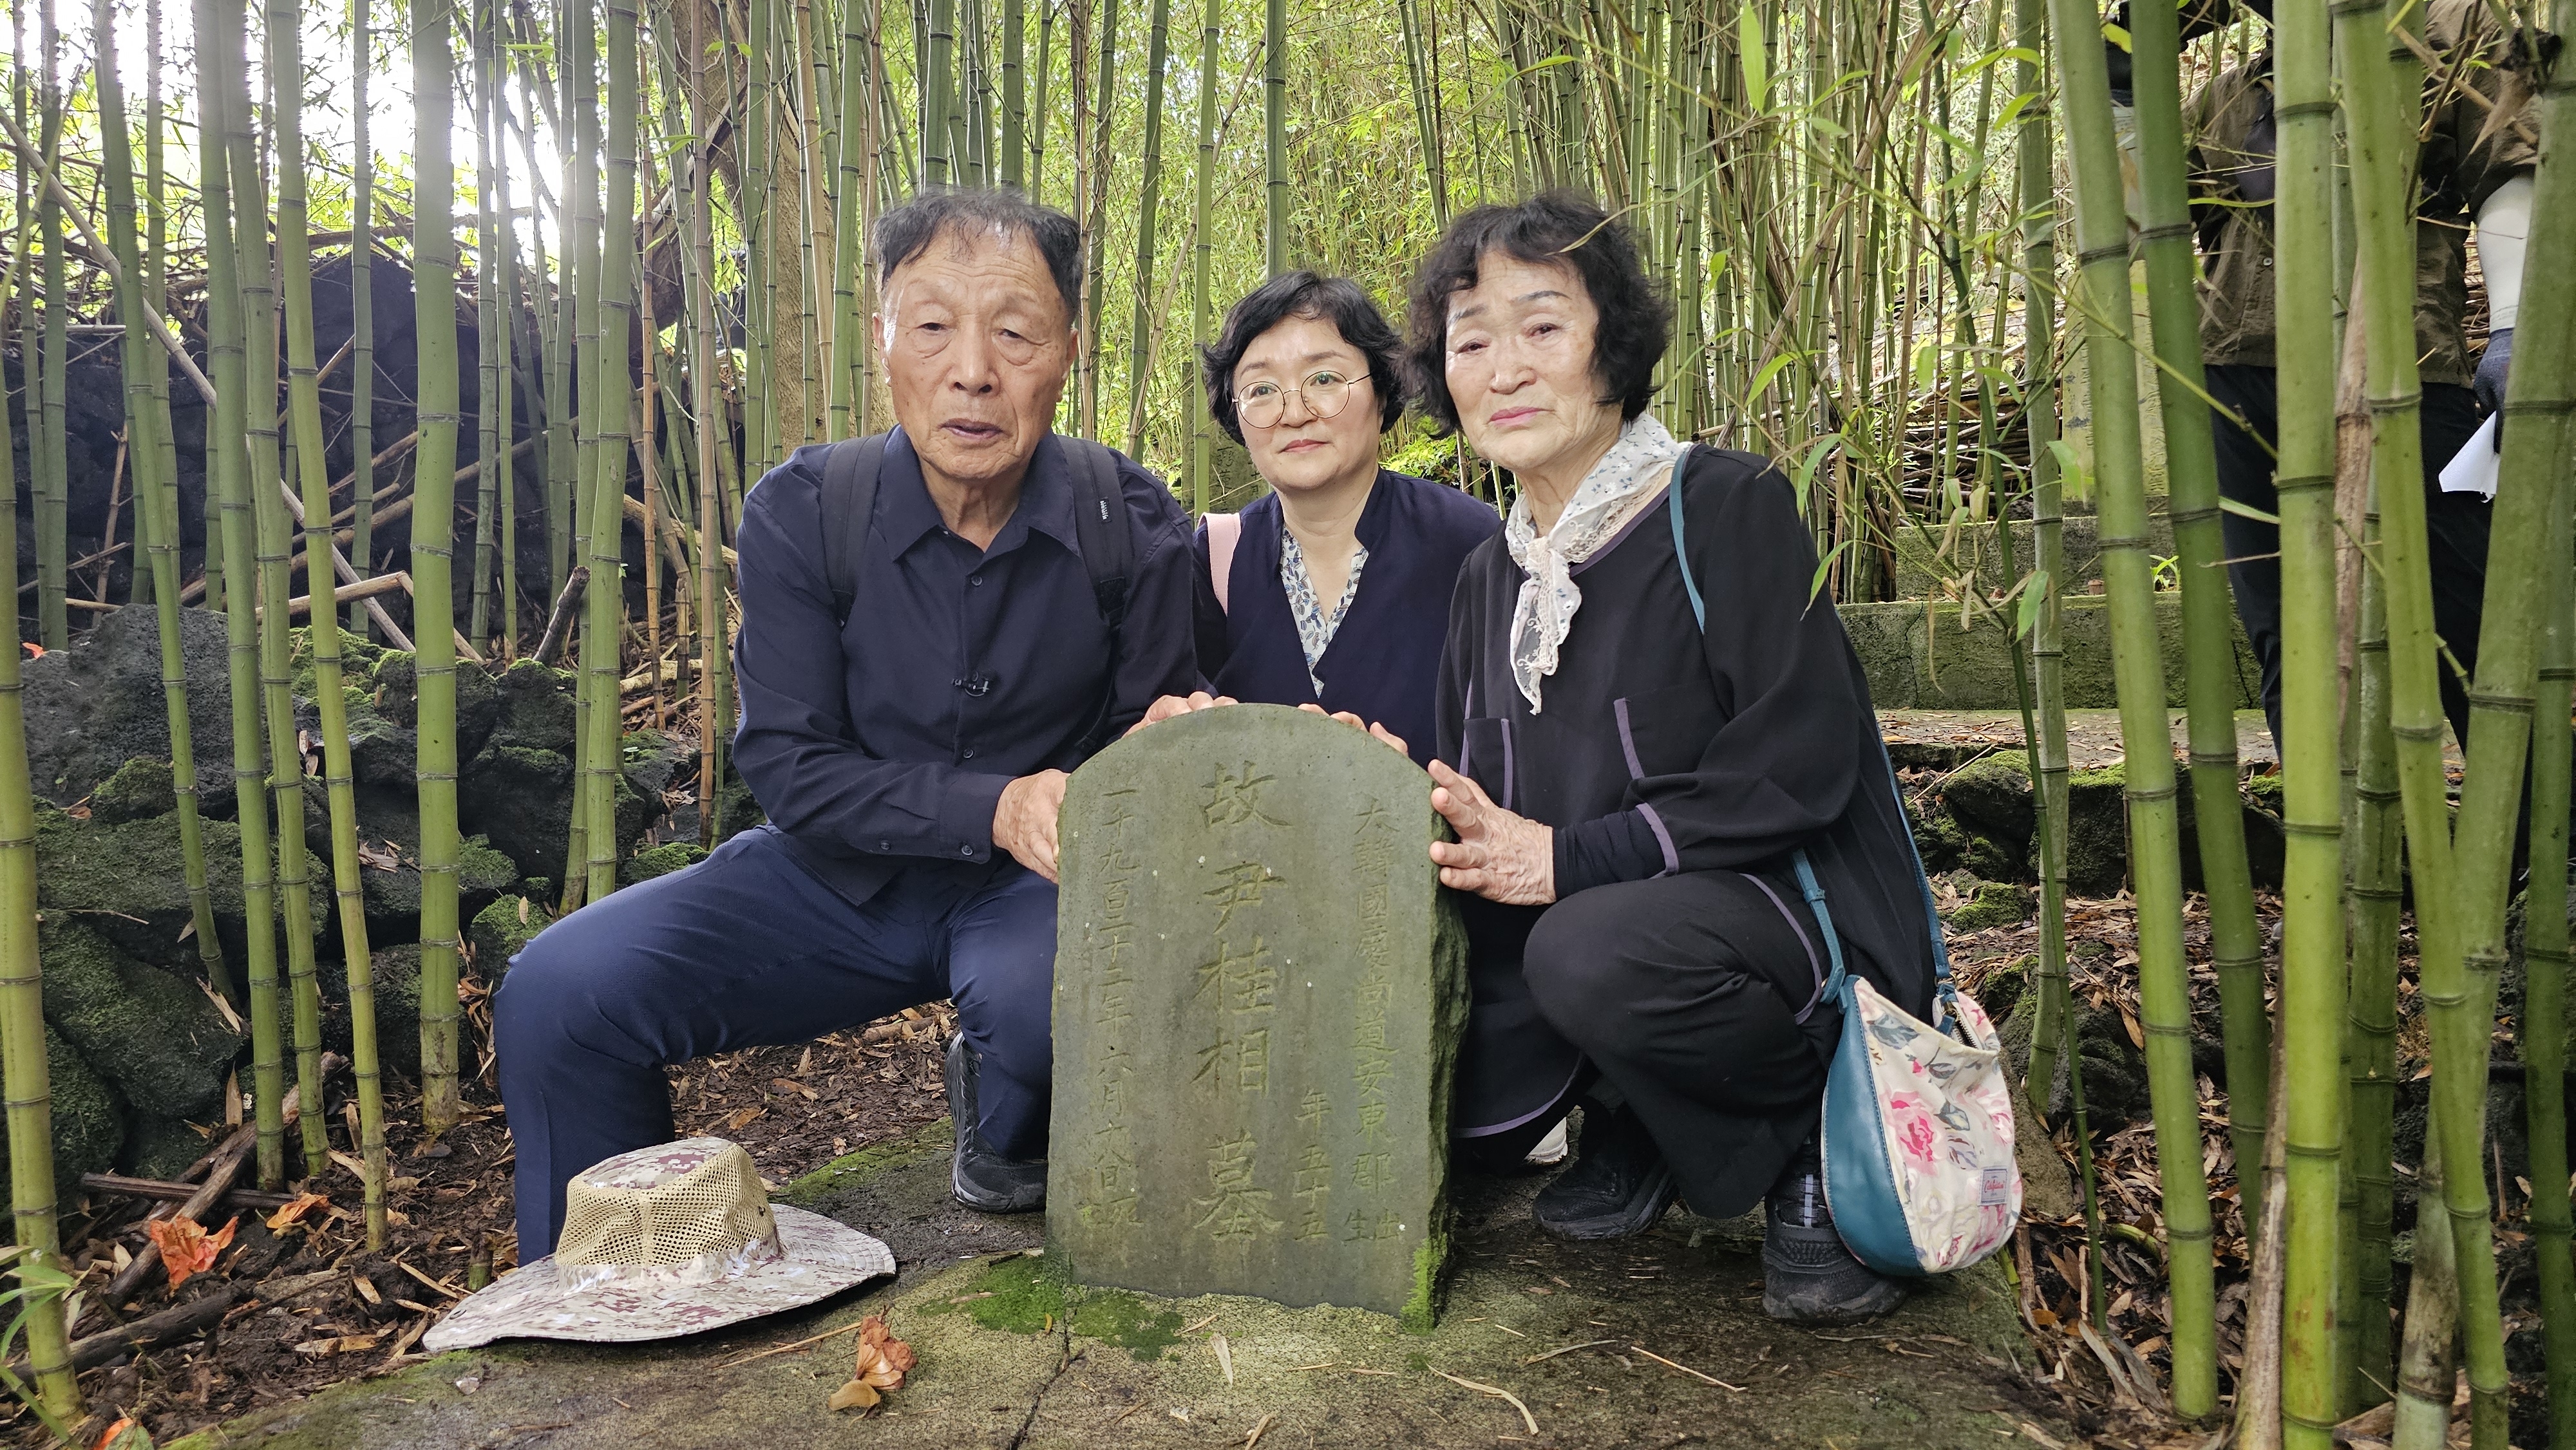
[1738, 2, 1768, 115]
[1790, 431, 1842, 515]
[2047, 438, 2092, 504]
[1747, 348, 1805, 400]
[1808, 538, 1858, 606]
[2016, 570, 2051, 640]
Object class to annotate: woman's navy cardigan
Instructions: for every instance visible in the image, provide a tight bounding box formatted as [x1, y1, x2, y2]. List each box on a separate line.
[1191, 469, 1501, 767]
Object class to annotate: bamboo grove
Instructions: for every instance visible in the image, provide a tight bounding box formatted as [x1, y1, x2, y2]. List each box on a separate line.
[0, 0, 2570, 1438]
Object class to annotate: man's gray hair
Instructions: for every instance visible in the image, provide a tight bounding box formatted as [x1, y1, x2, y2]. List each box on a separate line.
[870, 187, 1084, 326]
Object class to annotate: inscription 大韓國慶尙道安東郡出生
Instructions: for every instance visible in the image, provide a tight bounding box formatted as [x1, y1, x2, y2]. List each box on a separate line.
[1047, 704, 1466, 1327]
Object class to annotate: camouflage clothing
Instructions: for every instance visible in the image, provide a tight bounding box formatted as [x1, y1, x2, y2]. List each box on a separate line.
[2185, 0, 2540, 384]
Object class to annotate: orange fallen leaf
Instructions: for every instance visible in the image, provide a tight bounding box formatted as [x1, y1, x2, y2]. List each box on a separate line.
[147, 1213, 239, 1290]
[265, 1191, 332, 1232]
[90, 1416, 138, 1450]
[828, 1315, 914, 1413]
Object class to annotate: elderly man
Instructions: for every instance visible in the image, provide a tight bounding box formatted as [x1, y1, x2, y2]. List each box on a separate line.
[495, 189, 1197, 1256]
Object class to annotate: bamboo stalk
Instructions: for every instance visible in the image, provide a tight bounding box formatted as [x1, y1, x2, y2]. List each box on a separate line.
[243, 0, 334, 1183]
[0, 96, 80, 1436]
[205, 0, 289, 1195]
[2521, 387, 2576, 1450]
[351, 0, 377, 639]
[2342, 330, 2406, 1409]
[1186, 0, 1219, 512]
[2269, 1, 2349, 1436]
[584, 0, 644, 903]
[2338, 2, 2505, 1442]
[91, 10, 230, 1015]
[1123, 0, 1175, 460]
[2128, 0, 2268, 1212]
[415, 0, 469, 1137]
[1263, 0, 1286, 273]
[2414, 1, 2576, 1443]
[33, 0, 65, 652]
[274, 0, 390, 1241]
[2046, 0, 2218, 1415]
[2391, 1129, 2462, 1449]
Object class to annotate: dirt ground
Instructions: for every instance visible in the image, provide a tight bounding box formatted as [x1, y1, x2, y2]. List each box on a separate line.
[6, 871, 2502, 1450]
[10, 997, 960, 1448]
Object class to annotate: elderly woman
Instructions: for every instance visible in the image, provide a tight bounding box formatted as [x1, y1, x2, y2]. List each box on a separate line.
[1191, 271, 1500, 765]
[1409, 193, 1935, 1323]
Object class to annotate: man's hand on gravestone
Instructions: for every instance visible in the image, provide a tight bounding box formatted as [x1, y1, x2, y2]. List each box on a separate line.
[993, 769, 1071, 881]
[1126, 691, 1238, 737]
[1425, 760, 1556, 905]
[1295, 704, 1410, 758]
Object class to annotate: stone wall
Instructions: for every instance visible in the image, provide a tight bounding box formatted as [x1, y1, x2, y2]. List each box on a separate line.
[16, 616, 748, 1183]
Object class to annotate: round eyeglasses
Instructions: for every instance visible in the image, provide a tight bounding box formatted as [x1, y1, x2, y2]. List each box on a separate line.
[1234, 369, 1368, 430]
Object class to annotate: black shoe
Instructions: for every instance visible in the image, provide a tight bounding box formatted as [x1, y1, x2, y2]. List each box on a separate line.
[1761, 1215, 1908, 1323]
[945, 1033, 1045, 1214]
[1533, 1106, 1676, 1239]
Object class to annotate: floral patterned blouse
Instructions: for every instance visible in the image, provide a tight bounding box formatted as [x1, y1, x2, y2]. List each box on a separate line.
[1278, 527, 1368, 697]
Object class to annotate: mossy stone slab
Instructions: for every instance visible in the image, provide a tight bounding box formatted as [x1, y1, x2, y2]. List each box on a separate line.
[1050, 704, 1465, 1326]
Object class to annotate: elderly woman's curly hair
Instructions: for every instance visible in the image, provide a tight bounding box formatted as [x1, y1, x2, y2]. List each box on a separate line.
[1401, 192, 1670, 437]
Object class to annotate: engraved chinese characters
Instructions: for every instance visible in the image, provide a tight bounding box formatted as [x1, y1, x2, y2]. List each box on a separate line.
[1050, 705, 1466, 1327]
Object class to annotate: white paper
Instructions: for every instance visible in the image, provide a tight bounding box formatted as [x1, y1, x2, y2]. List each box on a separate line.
[2439, 413, 2502, 500]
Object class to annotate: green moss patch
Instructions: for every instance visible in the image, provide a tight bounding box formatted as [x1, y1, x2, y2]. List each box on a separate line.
[1068, 1290, 1184, 1360]
[914, 1253, 1067, 1335]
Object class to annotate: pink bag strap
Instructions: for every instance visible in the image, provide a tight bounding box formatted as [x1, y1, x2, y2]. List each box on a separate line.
[1205, 512, 1243, 614]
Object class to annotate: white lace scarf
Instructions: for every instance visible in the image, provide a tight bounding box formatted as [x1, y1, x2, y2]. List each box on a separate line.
[1503, 413, 1687, 713]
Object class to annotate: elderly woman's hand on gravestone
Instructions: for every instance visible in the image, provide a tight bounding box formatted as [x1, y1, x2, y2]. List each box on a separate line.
[1126, 691, 1237, 737]
[1296, 703, 1410, 758]
[1425, 760, 1556, 905]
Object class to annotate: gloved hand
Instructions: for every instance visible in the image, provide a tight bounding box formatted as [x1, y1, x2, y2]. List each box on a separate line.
[2476, 328, 2514, 416]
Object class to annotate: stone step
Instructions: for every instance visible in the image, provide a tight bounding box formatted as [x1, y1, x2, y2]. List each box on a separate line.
[1842, 592, 2260, 713]
[1880, 707, 2278, 773]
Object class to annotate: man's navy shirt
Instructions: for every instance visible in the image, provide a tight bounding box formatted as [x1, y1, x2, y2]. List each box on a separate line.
[731, 426, 1197, 906]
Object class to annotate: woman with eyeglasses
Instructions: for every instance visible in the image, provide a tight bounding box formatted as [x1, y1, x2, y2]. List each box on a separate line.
[1182, 271, 1501, 767]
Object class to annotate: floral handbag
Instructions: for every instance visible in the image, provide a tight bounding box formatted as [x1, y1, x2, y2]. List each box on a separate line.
[1667, 457, 2022, 1278]
[1796, 842, 2022, 1276]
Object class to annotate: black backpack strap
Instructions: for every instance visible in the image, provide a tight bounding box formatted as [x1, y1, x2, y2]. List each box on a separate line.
[820, 433, 889, 626]
[1059, 437, 1133, 628]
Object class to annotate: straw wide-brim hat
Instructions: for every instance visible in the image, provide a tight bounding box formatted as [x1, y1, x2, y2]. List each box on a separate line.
[424, 1138, 894, 1350]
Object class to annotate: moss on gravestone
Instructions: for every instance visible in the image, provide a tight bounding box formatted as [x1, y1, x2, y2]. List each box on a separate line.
[90, 757, 176, 824]
[38, 919, 243, 1120]
[0, 1024, 127, 1184]
[468, 894, 556, 977]
[620, 842, 706, 885]
[1050, 705, 1466, 1323]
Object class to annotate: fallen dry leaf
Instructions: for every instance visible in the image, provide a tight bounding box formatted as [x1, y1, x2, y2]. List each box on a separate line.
[828, 1315, 914, 1413]
[265, 1191, 332, 1232]
[90, 1416, 140, 1450]
[147, 1213, 238, 1290]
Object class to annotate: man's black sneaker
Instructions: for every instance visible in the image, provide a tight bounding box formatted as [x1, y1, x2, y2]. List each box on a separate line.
[945, 1033, 1046, 1214]
[1761, 1216, 1908, 1323]
[1532, 1106, 1677, 1239]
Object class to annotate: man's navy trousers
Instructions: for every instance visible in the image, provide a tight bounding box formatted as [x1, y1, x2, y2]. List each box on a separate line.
[495, 824, 1056, 1256]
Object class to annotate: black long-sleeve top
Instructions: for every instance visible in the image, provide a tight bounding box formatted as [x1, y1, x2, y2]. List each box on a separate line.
[730, 429, 1198, 906]
[1435, 446, 1937, 1018]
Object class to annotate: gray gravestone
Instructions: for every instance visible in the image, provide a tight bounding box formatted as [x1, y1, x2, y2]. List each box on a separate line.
[1048, 704, 1465, 1328]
